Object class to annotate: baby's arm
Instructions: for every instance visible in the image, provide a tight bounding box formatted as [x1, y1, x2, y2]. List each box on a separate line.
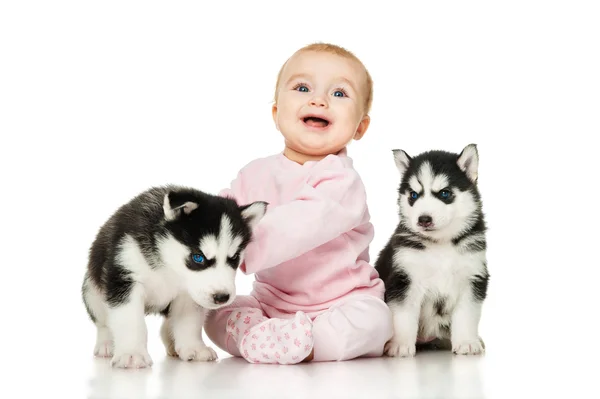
[241, 167, 368, 274]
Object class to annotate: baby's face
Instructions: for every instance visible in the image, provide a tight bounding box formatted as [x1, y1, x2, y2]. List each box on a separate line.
[273, 51, 370, 158]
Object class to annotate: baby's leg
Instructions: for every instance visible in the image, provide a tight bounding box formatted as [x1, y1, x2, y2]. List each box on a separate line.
[205, 296, 313, 364]
[204, 295, 263, 357]
[311, 295, 393, 362]
[236, 311, 314, 364]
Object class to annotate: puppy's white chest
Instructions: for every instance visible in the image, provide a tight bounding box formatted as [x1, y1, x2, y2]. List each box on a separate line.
[400, 244, 479, 293]
[141, 268, 180, 310]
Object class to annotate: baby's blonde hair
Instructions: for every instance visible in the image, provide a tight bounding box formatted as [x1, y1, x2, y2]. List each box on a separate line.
[274, 42, 373, 115]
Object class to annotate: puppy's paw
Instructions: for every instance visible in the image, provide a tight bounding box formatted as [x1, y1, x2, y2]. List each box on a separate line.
[94, 341, 113, 358]
[452, 338, 484, 355]
[177, 345, 218, 362]
[166, 346, 178, 357]
[111, 351, 153, 368]
[163, 337, 177, 357]
[384, 340, 416, 357]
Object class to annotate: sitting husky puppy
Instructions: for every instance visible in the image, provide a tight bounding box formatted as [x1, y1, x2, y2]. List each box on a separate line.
[81, 185, 267, 368]
[375, 144, 489, 357]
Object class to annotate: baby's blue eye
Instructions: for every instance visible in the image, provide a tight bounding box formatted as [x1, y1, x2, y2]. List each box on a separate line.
[410, 191, 419, 199]
[333, 90, 345, 97]
[192, 253, 205, 263]
[297, 85, 309, 92]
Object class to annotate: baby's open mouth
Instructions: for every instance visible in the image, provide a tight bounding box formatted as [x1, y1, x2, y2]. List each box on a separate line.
[303, 116, 330, 128]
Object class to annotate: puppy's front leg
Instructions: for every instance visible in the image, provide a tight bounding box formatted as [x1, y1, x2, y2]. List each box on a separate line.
[107, 283, 153, 368]
[167, 293, 217, 362]
[451, 289, 484, 355]
[385, 288, 423, 357]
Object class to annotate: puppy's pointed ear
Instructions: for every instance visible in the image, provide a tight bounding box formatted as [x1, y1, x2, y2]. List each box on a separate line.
[163, 192, 199, 221]
[392, 149, 411, 177]
[240, 201, 268, 229]
[457, 144, 479, 183]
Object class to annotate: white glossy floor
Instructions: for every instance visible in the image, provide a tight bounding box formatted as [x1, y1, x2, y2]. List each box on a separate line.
[4, 311, 595, 399]
[85, 345, 594, 399]
[87, 349, 488, 399]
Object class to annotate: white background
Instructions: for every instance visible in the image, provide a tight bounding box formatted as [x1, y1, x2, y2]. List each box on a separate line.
[1, 1, 599, 398]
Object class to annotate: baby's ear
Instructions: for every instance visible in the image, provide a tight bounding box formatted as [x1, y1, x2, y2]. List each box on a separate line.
[163, 192, 199, 221]
[240, 201, 268, 229]
[272, 103, 280, 131]
[392, 149, 411, 177]
[354, 115, 370, 141]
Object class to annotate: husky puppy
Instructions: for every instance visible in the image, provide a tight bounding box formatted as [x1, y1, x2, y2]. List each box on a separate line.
[375, 144, 489, 357]
[81, 185, 267, 368]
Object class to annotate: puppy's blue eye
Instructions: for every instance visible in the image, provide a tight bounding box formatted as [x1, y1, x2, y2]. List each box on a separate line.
[410, 192, 419, 199]
[440, 190, 450, 199]
[192, 253, 205, 263]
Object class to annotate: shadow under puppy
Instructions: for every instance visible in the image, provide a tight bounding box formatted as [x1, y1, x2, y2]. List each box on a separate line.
[375, 144, 489, 357]
[82, 185, 267, 368]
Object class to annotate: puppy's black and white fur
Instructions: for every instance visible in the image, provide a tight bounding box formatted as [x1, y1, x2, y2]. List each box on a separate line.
[81, 185, 267, 368]
[375, 144, 489, 357]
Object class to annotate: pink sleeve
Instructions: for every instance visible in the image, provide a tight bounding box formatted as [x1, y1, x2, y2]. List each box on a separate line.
[241, 168, 368, 274]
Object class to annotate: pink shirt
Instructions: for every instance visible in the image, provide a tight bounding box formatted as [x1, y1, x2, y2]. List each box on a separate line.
[220, 149, 385, 318]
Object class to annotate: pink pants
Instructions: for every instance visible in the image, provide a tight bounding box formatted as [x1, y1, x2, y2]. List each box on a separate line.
[204, 294, 393, 362]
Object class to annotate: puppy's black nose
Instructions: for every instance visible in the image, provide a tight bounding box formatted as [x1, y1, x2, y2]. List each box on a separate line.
[213, 293, 230, 305]
[418, 215, 433, 227]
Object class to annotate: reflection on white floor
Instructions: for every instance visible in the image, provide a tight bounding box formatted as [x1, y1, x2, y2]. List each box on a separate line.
[87, 348, 486, 399]
[3, 309, 596, 399]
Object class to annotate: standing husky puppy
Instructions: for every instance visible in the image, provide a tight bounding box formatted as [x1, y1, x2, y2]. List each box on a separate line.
[81, 185, 267, 368]
[375, 144, 489, 357]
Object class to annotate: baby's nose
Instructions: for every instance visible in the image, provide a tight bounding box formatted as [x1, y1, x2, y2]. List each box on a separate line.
[310, 96, 327, 107]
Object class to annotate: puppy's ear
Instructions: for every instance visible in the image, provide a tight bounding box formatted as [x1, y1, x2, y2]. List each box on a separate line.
[240, 201, 268, 230]
[392, 149, 411, 177]
[457, 144, 479, 183]
[163, 192, 199, 221]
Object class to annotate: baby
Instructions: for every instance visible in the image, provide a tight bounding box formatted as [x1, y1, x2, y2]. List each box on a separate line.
[204, 43, 393, 364]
